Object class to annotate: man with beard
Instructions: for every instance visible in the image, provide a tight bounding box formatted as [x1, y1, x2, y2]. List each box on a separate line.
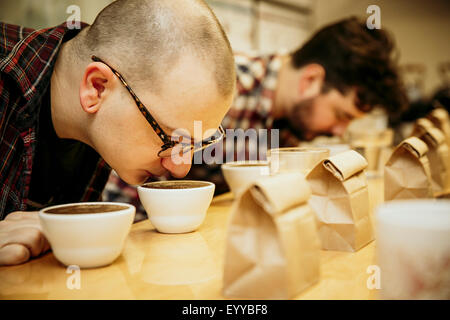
[185, 16, 405, 191]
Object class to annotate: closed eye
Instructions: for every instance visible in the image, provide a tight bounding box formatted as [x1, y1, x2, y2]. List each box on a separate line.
[335, 109, 355, 122]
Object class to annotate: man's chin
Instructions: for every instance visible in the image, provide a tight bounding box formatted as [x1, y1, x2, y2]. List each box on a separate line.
[116, 171, 152, 186]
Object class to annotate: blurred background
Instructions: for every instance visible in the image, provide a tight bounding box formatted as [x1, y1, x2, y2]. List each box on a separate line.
[1, 0, 449, 98]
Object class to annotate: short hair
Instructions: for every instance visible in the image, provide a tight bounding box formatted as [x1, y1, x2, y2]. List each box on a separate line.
[74, 0, 235, 97]
[291, 17, 407, 117]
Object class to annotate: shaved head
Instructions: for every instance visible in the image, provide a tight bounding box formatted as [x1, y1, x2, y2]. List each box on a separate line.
[72, 0, 235, 97]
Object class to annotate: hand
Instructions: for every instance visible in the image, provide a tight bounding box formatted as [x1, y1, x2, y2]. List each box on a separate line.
[0, 211, 51, 266]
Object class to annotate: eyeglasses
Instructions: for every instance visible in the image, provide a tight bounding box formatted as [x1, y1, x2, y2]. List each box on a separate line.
[91, 55, 225, 158]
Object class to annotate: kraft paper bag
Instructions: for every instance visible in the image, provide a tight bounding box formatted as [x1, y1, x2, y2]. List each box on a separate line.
[419, 127, 450, 195]
[222, 173, 321, 299]
[428, 108, 450, 148]
[428, 108, 450, 189]
[411, 118, 436, 137]
[306, 150, 374, 252]
[384, 137, 433, 200]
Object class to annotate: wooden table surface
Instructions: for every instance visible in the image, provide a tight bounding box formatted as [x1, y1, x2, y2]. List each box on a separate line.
[0, 177, 384, 300]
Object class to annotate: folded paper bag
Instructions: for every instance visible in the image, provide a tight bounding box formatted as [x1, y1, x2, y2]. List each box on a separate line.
[222, 173, 320, 300]
[413, 122, 449, 194]
[306, 150, 374, 252]
[323, 150, 369, 181]
[411, 118, 436, 137]
[420, 128, 450, 195]
[428, 108, 450, 147]
[428, 108, 450, 189]
[384, 137, 433, 201]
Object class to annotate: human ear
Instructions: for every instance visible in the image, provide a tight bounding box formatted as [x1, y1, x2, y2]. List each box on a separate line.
[79, 62, 115, 114]
[298, 63, 325, 98]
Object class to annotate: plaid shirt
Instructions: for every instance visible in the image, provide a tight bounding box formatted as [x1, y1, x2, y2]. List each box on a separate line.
[0, 22, 111, 219]
[103, 52, 302, 215]
[224, 52, 301, 147]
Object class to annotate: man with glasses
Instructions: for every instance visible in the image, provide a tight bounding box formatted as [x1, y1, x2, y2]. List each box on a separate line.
[0, 0, 235, 265]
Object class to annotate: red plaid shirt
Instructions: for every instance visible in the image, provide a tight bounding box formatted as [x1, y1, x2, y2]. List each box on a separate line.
[224, 52, 301, 147]
[0, 22, 111, 219]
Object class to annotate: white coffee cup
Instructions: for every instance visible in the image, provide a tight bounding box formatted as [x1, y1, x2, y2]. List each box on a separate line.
[376, 200, 450, 299]
[137, 180, 215, 234]
[221, 160, 269, 197]
[268, 147, 330, 176]
[39, 202, 135, 269]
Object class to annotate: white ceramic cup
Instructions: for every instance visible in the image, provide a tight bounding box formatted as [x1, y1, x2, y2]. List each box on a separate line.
[39, 202, 135, 269]
[221, 160, 269, 197]
[376, 200, 450, 299]
[137, 180, 215, 234]
[268, 147, 330, 176]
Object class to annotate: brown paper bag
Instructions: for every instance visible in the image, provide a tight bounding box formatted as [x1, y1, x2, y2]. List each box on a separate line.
[306, 150, 374, 252]
[222, 173, 320, 299]
[384, 137, 433, 200]
[411, 117, 436, 137]
[428, 108, 450, 148]
[428, 108, 450, 189]
[419, 127, 450, 195]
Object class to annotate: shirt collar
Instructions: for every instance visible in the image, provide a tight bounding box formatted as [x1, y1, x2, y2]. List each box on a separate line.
[0, 22, 87, 102]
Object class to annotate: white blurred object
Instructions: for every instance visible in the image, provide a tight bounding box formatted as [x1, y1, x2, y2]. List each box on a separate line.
[344, 108, 392, 178]
[206, 0, 313, 53]
[221, 160, 270, 197]
[346, 108, 389, 133]
[268, 147, 329, 176]
[346, 127, 394, 178]
[376, 200, 450, 300]
[314, 143, 350, 156]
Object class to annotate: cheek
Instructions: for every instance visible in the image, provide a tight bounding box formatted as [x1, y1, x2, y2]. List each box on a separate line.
[121, 143, 161, 169]
[309, 103, 336, 131]
[118, 125, 160, 162]
[103, 133, 161, 172]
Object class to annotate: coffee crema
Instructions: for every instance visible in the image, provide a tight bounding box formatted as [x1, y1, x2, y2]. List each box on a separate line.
[44, 204, 128, 214]
[143, 181, 210, 189]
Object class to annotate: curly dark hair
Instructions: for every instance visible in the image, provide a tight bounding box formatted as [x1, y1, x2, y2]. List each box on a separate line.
[291, 17, 407, 118]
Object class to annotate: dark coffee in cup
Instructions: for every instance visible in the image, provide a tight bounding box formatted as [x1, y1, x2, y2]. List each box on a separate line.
[143, 181, 210, 189]
[44, 204, 128, 214]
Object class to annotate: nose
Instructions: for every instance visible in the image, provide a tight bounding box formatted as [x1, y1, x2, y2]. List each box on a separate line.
[160, 154, 193, 178]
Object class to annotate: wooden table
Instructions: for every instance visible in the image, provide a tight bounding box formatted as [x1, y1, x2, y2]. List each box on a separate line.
[0, 177, 384, 300]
